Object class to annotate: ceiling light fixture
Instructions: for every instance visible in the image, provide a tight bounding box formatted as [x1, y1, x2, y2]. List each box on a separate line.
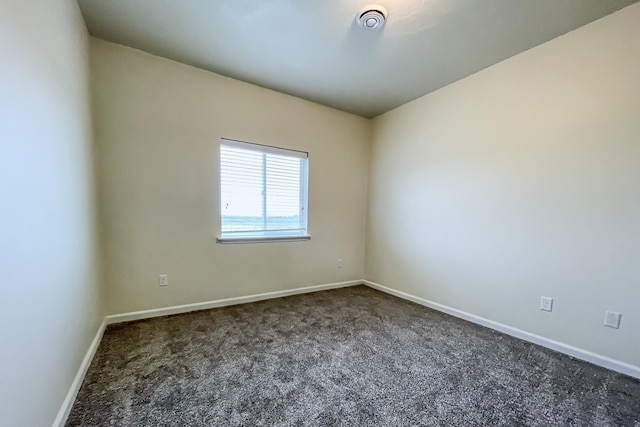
[357, 5, 387, 30]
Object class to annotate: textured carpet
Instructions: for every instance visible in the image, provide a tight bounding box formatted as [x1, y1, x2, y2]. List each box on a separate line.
[67, 285, 640, 426]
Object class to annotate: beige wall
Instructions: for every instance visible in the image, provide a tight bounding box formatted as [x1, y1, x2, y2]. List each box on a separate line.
[366, 3, 640, 367]
[0, 1, 102, 426]
[91, 38, 370, 315]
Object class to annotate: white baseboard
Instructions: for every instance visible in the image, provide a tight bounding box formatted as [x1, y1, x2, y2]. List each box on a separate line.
[363, 280, 640, 380]
[52, 319, 106, 427]
[105, 280, 362, 325]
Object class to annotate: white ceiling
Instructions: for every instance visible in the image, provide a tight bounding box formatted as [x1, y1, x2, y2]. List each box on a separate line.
[78, 0, 637, 118]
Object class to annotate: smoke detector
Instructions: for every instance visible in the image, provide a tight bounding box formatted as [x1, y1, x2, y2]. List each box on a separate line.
[357, 5, 388, 30]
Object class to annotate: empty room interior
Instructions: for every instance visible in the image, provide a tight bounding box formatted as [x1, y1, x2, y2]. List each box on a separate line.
[2, 0, 640, 425]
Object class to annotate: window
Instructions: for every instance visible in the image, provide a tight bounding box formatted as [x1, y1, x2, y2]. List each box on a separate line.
[217, 138, 309, 243]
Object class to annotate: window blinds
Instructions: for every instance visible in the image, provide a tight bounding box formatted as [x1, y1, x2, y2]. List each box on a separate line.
[220, 138, 309, 240]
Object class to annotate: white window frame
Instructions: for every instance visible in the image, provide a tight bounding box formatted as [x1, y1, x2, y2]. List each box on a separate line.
[217, 138, 310, 244]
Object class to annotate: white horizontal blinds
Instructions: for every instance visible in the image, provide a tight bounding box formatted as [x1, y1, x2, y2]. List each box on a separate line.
[220, 139, 308, 238]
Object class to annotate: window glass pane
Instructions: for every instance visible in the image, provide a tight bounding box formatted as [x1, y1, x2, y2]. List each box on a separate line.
[220, 145, 263, 232]
[266, 153, 301, 231]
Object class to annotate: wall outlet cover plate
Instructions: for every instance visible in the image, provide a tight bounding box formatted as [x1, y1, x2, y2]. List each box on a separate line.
[540, 296, 553, 312]
[604, 311, 621, 329]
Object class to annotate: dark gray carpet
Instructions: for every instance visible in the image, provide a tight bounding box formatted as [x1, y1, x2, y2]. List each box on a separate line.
[67, 285, 640, 426]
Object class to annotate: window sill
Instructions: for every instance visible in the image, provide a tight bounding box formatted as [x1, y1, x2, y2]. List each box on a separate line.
[216, 235, 311, 244]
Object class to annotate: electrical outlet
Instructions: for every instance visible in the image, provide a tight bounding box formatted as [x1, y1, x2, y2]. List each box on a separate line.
[540, 296, 553, 312]
[337, 259, 343, 269]
[159, 274, 169, 287]
[604, 311, 621, 329]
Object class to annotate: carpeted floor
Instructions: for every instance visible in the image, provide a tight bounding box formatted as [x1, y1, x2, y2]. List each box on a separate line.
[67, 285, 640, 426]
